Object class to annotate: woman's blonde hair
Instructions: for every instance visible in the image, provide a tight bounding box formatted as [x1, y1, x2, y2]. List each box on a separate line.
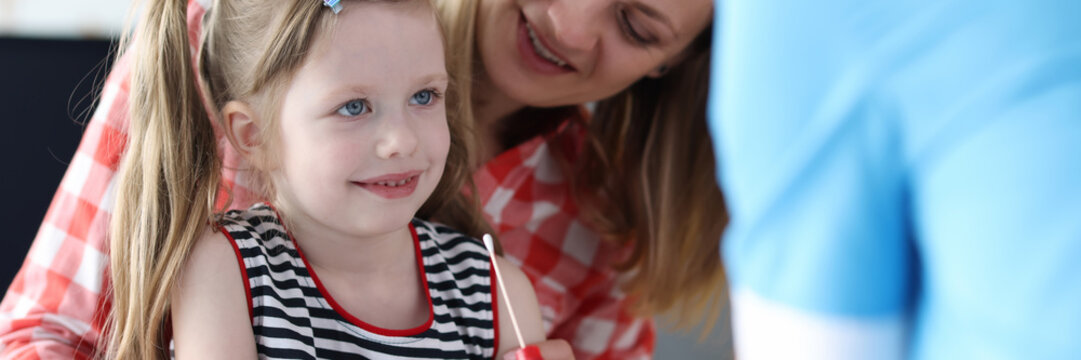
[575, 26, 727, 332]
[435, 0, 726, 333]
[107, 0, 481, 358]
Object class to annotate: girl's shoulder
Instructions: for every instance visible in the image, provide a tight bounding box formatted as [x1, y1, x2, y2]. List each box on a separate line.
[172, 222, 257, 357]
[215, 202, 291, 254]
[218, 203, 279, 230]
[410, 218, 489, 258]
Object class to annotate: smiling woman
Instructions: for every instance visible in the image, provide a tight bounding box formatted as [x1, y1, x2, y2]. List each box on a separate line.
[474, 0, 713, 108]
[445, 0, 727, 358]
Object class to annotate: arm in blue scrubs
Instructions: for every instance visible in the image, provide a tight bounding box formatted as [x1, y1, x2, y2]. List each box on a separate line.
[708, 1, 1081, 358]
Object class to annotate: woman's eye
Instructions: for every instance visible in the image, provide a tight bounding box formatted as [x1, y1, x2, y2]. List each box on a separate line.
[410, 89, 439, 106]
[619, 8, 655, 45]
[337, 99, 369, 116]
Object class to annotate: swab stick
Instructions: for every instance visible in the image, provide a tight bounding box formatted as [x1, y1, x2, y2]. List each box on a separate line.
[482, 234, 526, 350]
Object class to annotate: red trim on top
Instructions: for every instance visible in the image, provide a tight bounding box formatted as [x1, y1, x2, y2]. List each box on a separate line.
[274, 203, 435, 337]
[409, 223, 438, 331]
[219, 223, 254, 322]
[490, 259, 501, 356]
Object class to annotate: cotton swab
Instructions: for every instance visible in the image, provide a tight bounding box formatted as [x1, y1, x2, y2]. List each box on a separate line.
[482, 233, 526, 350]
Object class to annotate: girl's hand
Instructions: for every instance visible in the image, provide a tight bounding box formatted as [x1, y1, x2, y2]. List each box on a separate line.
[502, 339, 575, 360]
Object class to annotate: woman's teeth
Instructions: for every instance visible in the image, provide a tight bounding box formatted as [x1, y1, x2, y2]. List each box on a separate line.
[376, 177, 413, 187]
[526, 23, 568, 67]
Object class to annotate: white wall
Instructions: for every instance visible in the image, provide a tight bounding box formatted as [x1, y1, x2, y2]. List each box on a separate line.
[0, 0, 132, 38]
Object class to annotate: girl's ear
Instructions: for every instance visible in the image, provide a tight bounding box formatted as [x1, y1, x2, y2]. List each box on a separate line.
[222, 100, 263, 160]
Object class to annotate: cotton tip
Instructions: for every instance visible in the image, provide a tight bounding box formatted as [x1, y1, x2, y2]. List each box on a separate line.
[482, 233, 496, 255]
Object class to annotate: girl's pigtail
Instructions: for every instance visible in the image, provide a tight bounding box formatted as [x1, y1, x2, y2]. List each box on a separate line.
[108, 0, 221, 358]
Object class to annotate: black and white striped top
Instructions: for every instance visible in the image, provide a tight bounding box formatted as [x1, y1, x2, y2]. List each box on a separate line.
[217, 203, 498, 359]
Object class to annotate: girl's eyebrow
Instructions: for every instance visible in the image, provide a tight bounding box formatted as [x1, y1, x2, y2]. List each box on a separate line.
[415, 73, 449, 87]
[320, 73, 448, 102]
[322, 84, 374, 103]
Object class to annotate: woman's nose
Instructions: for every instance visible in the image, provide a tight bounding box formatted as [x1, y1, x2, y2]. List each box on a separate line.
[546, 0, 603, 52]
[375, 113, 419, 159]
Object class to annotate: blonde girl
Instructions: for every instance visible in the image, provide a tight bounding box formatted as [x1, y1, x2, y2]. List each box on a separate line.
[108, 0, 544, 358]
[0, 0, 722, 359]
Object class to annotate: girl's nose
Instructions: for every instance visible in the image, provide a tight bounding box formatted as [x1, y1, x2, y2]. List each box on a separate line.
[375, 113, 419, 159]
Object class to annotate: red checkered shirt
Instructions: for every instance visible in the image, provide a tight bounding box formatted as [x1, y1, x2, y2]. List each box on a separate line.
[0, 2, 654, 359]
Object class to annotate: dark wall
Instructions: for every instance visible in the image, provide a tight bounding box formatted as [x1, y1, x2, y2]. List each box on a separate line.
[0, 37, 114, 292]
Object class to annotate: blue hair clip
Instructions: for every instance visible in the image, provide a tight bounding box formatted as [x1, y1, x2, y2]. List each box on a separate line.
[323, 0, 342, 14]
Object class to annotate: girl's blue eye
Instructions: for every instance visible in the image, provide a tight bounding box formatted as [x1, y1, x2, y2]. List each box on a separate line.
[337, 99, 369, 116]
[410, 89, 436, 106]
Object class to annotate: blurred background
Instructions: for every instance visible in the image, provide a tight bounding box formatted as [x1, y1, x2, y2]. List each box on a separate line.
[0, 1, 730, 358]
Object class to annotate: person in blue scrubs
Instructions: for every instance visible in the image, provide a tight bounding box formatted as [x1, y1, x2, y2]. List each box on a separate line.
[707, 0, 1081, 358]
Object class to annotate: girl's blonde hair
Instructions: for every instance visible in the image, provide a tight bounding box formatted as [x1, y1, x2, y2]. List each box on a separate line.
[107, 0, 481, 358]
[436, 1, 727, 333]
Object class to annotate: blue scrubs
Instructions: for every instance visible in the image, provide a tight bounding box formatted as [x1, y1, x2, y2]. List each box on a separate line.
[708, 1, 1081, 358]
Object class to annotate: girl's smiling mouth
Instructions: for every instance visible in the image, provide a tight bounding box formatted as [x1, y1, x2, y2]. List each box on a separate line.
[352, 171, 423, 199]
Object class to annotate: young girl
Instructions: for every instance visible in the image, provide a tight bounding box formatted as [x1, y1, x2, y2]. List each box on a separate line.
[106, 0, 544, 359]
[1, 0, 721, 359]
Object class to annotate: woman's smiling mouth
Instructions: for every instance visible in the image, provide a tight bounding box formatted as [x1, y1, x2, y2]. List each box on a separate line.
[517, 12, 576, 74]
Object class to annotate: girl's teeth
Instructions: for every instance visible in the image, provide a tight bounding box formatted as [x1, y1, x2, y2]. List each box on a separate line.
[376, 177, 412, 187]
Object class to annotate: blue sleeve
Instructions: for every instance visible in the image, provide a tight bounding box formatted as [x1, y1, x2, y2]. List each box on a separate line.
[710, 0, 1081, 359]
